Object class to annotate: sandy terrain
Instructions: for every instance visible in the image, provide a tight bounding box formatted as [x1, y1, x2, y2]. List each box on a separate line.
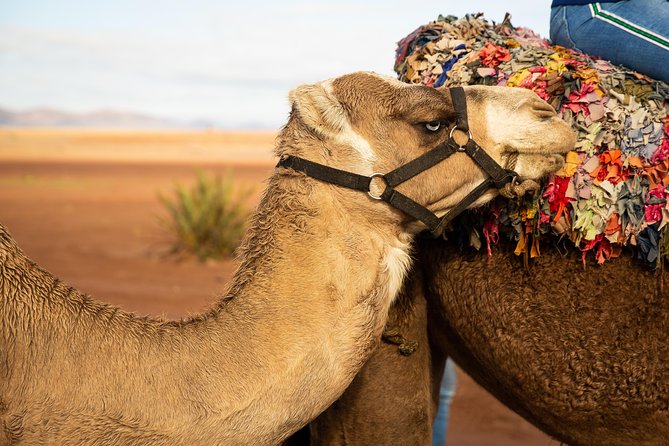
[0, 129, 558, 445]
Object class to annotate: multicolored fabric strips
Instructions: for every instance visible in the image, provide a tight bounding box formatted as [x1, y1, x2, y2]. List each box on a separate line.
[395, 14, 669, 267]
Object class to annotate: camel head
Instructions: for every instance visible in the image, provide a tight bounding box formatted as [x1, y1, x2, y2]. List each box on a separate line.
[279, 72, 575, 233]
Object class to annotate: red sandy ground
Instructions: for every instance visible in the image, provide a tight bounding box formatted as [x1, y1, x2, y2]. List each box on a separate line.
[0, 129, 559, 445]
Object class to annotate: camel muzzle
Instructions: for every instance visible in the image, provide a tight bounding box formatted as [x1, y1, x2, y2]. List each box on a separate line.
[277, 87, 520, 236]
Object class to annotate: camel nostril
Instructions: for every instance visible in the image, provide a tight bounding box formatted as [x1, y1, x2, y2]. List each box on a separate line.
[539, 111, 556, 121]
[533, 104, 557, 120]
[530, 98, 557, 116]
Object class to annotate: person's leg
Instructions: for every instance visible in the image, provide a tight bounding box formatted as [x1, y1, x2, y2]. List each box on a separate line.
[550, 0, 669, 83]
[550, 5, 583, 51]
[432, 358, 457, 446]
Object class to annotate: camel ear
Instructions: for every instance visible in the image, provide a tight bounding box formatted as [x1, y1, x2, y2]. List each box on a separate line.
[289, 82, 347, 137]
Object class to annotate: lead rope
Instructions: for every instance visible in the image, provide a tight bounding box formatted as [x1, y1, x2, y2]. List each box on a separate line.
[498, 152, 541, 199]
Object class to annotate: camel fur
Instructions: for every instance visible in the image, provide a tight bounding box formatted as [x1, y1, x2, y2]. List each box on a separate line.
[307, 262, 446, 446]
[304, 235, 669, 446]
[421, 236, 669, 446]
[0, 72, 573, 445]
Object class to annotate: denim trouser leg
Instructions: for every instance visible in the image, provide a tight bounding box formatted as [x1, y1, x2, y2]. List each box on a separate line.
[550, 0, 669, 83]
[432, 359, 457, 446]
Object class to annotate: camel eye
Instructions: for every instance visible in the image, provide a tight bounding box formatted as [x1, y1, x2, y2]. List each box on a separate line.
[425, 121, 441, 132]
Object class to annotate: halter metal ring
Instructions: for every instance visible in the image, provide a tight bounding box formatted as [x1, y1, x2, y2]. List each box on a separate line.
[449, 126, 473, 152]
[368, 173, 388, 200]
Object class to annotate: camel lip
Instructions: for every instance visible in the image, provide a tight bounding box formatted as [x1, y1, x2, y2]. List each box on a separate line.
[551, 153, 566, 167]
[509, 153, 565, 183]
[514, 142, 572, 155]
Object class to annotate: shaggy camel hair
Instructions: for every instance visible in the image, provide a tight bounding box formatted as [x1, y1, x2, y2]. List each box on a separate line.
[302, 235, 669, 446]
[304, 261, 443, 446]
[0, 72, 574, 445]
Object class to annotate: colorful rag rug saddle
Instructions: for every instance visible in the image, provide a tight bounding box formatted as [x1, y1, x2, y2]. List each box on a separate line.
[395, 14, 669, 267]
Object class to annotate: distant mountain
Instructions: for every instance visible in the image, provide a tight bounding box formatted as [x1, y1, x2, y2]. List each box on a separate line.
[0, 107, 218, 129]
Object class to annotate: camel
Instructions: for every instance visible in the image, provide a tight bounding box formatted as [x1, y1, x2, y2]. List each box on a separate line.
[305, 260, 442, 446]
[296, 14, 669, 446]
[302, 234, 669, 446]
[421, 236, 669, 446]
[0, 72, 574, 445]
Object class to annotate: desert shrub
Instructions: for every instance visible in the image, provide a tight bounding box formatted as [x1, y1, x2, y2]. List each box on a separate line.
[159, 171, 250, 261]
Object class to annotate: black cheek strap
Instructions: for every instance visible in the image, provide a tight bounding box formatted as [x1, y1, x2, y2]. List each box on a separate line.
[277, 138, 460, 235]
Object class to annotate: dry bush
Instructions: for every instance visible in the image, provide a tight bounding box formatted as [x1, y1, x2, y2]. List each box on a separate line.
[159, 171, 250, 261]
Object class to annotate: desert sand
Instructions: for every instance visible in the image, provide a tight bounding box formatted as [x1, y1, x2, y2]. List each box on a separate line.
[0, 128, 558, 445]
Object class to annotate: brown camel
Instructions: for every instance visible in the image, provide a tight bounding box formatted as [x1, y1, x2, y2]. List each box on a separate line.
[301, 13, 669, 446]
[306, 260, 443, 446]
[0, 72, 573, 445]
[421, 236, 669, 446]
[305, 235, 669, 446]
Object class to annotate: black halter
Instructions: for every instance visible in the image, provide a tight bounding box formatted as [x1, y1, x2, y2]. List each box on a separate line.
[276, 87, 518, 236]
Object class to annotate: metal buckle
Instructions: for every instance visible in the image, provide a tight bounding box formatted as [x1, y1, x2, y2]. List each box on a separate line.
[368, 173, 388, 200]
[449, 126, 472, 152]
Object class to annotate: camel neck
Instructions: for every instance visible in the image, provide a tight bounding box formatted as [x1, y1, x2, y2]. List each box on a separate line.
[172, 174, 411, 443]
[1, 172, 411, 445]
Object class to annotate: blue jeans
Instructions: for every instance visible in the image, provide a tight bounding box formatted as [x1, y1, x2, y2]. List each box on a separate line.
[550, 0, 669, 83]
[432, 359, 457, 446]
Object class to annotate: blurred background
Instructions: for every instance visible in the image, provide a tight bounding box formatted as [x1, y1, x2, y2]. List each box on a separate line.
[1, 0, 551, 129]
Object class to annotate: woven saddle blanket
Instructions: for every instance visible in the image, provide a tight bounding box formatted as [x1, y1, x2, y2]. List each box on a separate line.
[395, 14, 669, 267]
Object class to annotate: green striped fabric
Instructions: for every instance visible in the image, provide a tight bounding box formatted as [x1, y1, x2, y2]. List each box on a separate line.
[590, 2, 669, 49]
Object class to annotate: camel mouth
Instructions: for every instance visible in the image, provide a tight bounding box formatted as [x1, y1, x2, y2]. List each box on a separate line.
[510, 152, 566, 184]
[532, 152, 566, 168]
[538, 153, 566, 177]
[506, 149, 565, 172]
[550, 153, 566, 169]
[538, 153, 566, 174]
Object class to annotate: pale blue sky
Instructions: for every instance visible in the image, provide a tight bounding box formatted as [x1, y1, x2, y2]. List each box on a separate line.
[0, 1, 552, 129]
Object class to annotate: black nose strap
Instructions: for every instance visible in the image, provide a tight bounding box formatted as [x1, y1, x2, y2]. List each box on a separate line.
[276, 87, 519, 236]
[449, 87, 518, 189]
